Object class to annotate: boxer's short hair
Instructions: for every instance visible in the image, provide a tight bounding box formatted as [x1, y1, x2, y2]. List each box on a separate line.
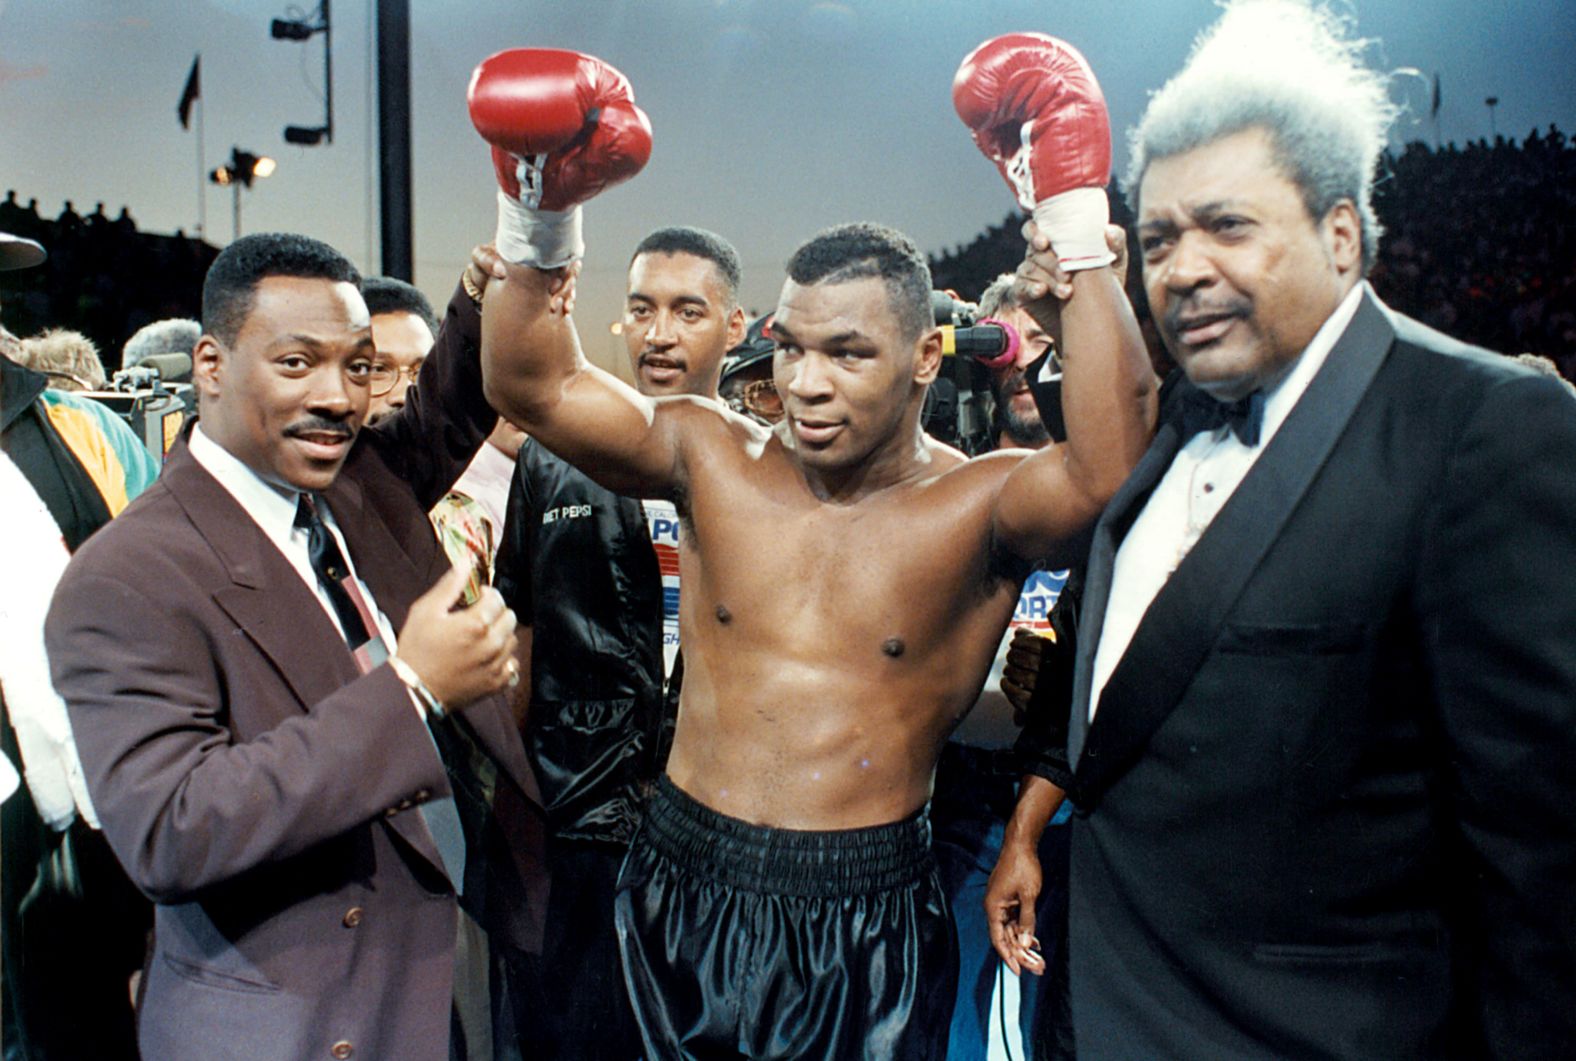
[1127, 0, 1397, 271]
[632, 227, 742, 308]
[202, 232, 361, 345]
[786, 223, 932, 343]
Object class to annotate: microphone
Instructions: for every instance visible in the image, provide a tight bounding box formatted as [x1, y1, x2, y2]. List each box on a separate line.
[930, 289, 1021, 369]
[109, 353, 193, 392]
[141, 352, 193, 382]
[948, 319, 1019, 369]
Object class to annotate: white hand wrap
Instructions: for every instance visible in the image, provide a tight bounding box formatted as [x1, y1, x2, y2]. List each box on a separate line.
[1031, 186, 1114, 272]
[494, 189, 583, 269]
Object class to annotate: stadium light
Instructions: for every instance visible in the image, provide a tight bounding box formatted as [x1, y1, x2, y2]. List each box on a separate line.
[208, 146, 275, 239]
[270, 18, 315, 41]
[209, 148, 275, 188]
[271, 2, 334, 146]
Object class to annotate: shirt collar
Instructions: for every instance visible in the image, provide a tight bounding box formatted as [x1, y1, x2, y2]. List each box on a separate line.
[1258, 280, 1367, 445]
[188, 423, 303, 543]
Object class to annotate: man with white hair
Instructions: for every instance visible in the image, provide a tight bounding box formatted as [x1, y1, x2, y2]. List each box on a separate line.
[986, 2, 1576, 1057]
[122, 317, 201, 381]
[122, 318, 201, 365]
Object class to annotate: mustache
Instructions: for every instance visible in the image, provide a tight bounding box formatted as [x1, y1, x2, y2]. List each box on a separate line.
[638, 349, 685, 366]
[284, 416, 355, 441]
[1164, 294, 1253, 335]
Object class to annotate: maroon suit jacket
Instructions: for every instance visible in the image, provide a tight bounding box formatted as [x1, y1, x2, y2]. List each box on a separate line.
[46, 285, 547, 1061]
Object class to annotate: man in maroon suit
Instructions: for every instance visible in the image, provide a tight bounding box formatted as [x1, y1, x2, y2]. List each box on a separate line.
[46, 233, 546, 1060]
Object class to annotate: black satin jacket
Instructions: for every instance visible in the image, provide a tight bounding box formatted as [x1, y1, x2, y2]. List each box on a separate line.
[494, 439, 679, 844]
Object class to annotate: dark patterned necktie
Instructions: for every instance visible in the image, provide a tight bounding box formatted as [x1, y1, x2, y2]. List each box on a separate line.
[294, 494, 376, 652]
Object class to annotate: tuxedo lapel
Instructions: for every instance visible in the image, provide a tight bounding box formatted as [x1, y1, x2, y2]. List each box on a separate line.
[1069, 419, 1186, 765]
[1072, 291, 1395, 808]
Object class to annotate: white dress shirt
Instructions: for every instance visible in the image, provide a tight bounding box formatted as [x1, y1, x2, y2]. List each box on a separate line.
[189, 424, 399, 651]
[1089, 282, 1367, 721]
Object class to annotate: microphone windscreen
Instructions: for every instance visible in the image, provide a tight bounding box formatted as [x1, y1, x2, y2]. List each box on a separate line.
[141, 352, 193, 382]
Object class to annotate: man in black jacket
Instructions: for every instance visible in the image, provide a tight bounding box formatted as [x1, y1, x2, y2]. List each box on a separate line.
[987, 3, 1576, 1057]
[494, 226, 744, 1059]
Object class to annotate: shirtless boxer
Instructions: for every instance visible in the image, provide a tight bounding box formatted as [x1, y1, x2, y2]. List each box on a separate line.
[466, 37, 1155, 1060]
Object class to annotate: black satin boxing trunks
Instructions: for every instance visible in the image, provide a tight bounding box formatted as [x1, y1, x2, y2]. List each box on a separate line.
[614, 776, 958, 1060]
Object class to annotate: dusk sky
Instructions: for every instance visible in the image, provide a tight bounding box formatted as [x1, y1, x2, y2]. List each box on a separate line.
[3, 0, 1573, 367]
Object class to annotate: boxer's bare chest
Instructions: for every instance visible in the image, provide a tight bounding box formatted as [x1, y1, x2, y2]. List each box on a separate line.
[677, 445, 1016, 659]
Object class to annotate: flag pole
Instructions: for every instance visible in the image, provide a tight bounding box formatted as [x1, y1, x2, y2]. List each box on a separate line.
[181, 54, 205, 240]
[197, 94, 207, 240]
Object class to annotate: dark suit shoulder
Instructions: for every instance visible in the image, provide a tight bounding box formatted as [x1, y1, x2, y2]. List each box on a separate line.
[358, 282, 490, 507]
[1384, 306, 1554, 390]
[1372, 307, 1572, 436]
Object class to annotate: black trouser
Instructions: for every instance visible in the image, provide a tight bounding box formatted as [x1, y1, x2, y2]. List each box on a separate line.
[615, 777, 957, 1060]
[509, 837, 642, 1060]
[2, 705, 148, 1061]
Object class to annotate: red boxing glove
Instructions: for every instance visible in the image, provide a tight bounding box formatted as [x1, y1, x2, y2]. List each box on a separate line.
[953, 33, 1114, 271]
[468, 48, 653, 266]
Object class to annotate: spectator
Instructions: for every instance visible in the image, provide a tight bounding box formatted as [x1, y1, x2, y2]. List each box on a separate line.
[1, 228, 155, 1061]
[15, 328, 107, 390]
[362, 276, 440, 424]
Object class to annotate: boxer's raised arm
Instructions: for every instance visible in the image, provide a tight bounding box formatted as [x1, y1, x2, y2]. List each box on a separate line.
[953, 33, 1155, 563]
[469, 47, 691, 496]
[993, 230, 1154, 565]
[480, 259, 695, 496]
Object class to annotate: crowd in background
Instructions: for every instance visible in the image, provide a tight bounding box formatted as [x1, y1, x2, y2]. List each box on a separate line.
[0, 192, 214, 372]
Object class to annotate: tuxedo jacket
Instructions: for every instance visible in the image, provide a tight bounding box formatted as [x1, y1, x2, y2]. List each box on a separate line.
[1063, 290, 1576, 1060]
[46, 286, 547, 1061]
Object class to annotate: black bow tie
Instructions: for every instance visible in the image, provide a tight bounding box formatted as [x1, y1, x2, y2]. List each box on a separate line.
[1177, 387, 1265, 447]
